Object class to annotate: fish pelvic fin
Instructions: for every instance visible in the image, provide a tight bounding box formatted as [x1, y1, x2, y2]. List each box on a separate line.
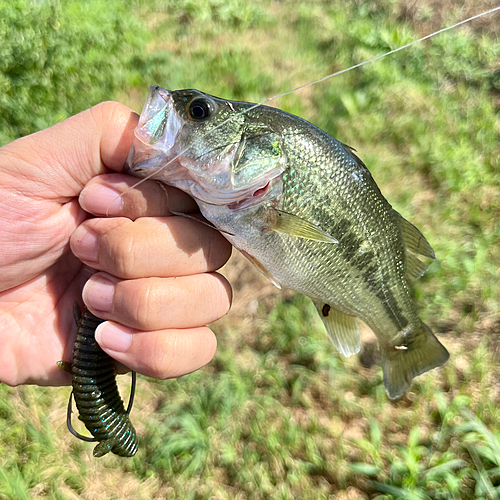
[240, 250, 282, 289]
[314, 301, 360, 357]
[382, 322, 449, 400]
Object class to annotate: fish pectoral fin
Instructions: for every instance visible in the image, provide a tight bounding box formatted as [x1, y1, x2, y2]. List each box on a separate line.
[240, 250, 282, 289]
[381, 322, 449, 400]
[395, 210, 436, 259]
[314, 301, 360, 357]
[405, 252, 429, 280]
[269, 209, 339, 243]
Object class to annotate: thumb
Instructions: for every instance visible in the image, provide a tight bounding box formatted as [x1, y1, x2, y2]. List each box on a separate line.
[0, 102, 139, 203]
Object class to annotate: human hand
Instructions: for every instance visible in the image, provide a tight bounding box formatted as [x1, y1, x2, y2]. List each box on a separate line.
[0, 102, 232, 386]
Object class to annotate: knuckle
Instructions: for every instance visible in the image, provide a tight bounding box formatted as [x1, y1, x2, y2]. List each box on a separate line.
[133, 280, 163, 328]
[107, 229, 138, 279]
[0, 370, 18, 387]
[91, 101, 128, 126]
[138, 328, 216, 380]
[151, 334, 178, 379]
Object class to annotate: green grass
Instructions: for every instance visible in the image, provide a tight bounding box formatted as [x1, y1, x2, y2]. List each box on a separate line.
[1, 0, 500, 498]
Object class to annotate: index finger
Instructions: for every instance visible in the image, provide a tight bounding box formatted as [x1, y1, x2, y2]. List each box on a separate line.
[78, 173, 199, 219]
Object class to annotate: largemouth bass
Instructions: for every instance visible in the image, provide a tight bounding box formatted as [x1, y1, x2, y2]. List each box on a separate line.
[124, 86, 449, 399]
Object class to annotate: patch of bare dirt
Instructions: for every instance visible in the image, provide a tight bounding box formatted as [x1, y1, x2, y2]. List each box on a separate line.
[396, 0, 500, 35]
[216, 250, 285, 338]
[333, 487, 368, 500]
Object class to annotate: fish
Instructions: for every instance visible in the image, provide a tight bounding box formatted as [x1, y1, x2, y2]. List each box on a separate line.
[124, 86, 449, 399]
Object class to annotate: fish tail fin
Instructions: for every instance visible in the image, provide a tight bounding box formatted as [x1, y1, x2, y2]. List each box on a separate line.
[382, 322, 449, 400]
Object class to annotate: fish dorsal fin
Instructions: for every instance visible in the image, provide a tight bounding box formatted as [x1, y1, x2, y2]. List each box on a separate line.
[405, 252, 429, 280]
[268, 209, 339, 243]
[340, 142, 368, 170]
[395, 210, 435, 259]
[394, 210, 435, 280]
[313, 301, 360, 357]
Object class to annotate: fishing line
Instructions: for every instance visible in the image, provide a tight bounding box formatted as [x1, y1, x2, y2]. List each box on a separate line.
[155, 180, 235, 235]
[262, 5, 500, 105]
[109, 5, 500, 213]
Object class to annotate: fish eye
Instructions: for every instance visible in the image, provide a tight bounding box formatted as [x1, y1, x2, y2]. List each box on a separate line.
[187, 97, 214, 121]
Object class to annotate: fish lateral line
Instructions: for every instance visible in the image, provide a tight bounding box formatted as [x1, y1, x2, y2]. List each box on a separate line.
[109, 5, 500, 214]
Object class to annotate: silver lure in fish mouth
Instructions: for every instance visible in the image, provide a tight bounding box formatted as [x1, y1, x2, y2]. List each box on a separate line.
[125, 86, 285, 209]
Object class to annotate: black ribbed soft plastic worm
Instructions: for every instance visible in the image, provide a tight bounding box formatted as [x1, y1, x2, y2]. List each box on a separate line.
[59, 304, 138, 457]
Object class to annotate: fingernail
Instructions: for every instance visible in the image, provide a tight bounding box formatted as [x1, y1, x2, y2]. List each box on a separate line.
[80, 184, 123, 216]
[73, 226, 98, 262]
[83, 274, 115, 312]
[95, 323, 132, 353]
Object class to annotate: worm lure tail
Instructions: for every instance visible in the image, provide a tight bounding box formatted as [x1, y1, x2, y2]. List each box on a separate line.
[61, 304, 138, 457]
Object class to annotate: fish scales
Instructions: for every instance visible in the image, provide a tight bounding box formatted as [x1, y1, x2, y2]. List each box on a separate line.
[214, 122, 411, 332]
[125, 86, 449, 399]
[271, 120, 411, 330]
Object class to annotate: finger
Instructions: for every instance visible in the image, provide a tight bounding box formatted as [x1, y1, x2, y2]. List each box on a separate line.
[0, 102, 138, 201]
[82, 272, 232, 330]
[78, 173, 198, 219]
[95, 323, 217, 379]
[70, 216, 232, 278]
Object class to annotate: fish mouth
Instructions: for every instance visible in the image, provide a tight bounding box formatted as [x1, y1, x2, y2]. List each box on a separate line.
[124, 86, 182, 177]
[135, 86, 181, 149]
[126, 139, 278, 209]
[124, 85, 282, 209]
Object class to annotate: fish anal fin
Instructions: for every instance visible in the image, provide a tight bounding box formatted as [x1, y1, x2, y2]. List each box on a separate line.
[240, 250, 281, 289]
[394, 210, 435, 259]
[268, 208, 338, 244]
[314, 301, 360, 357]
[381, 322, 449, 399]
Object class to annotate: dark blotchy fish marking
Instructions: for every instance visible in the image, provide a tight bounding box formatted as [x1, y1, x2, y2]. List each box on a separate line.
[352, 250, 375, 270]
[363, 266, 409, 330]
